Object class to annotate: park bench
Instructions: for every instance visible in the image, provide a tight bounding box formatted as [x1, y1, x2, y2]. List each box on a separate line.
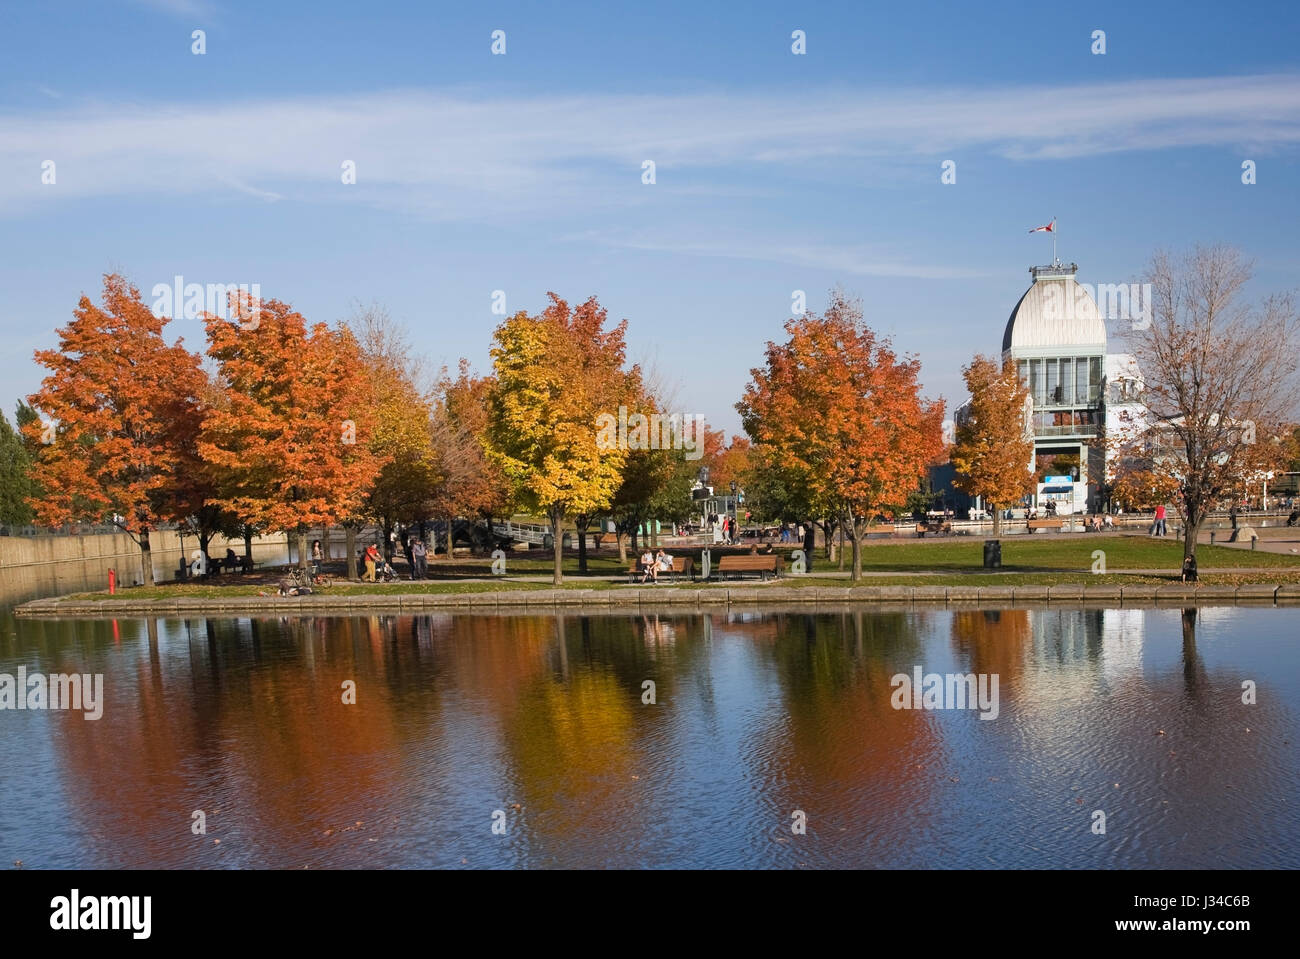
[1027, 518, 1064, 533]
[715, 554, 781, 581]
[916, 521, 952, 538]
[628, 556, 695, 584]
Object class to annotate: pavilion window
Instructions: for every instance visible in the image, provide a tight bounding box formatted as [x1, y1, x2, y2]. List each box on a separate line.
[1031, 359, 1045, 406]
[1089, 357, 1103, 402]
[1060, 358, 1073, 405]
[1075, 357, 1089, 407]
[1046, 359, 1060, 405]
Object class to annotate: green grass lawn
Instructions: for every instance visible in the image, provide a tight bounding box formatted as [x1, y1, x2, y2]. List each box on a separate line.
[58, 533, 1300, 603]
[847, 535, 1300, 571]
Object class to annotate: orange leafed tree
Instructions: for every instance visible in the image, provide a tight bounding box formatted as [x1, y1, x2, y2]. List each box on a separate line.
[26, 274, 206, 585]
[737, 289, 945, 581]
[949, 354, 1036, 535]
[430, 359, 513, 556]
[200, 294, 386, 572]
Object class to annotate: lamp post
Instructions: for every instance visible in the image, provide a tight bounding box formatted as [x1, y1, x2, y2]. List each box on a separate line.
[729, 481, 737, 544]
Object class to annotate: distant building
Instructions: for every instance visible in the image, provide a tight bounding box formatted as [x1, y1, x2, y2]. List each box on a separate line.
[939, 260, 1146, 517]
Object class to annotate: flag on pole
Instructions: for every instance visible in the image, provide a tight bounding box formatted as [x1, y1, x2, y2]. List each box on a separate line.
[1029, 219, 1056, 234]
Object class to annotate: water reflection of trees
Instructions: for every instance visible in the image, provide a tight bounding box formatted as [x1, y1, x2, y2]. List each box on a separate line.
[729, 611, 942, 863]
[949, 610, 1031, 690]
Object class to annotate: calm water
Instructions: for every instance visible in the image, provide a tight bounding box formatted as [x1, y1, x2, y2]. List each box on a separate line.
[1, 606, 1297, 869]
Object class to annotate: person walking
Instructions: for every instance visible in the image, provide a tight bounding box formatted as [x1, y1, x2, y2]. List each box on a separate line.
[1229, 504, 1239, 531]
[412, 538, 428, 580]
[364, 543, 380, 582]
[1154, 503, 1167, 537]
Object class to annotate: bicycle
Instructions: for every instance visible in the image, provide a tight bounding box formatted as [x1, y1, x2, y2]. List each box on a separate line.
[288, 565, 333, 589]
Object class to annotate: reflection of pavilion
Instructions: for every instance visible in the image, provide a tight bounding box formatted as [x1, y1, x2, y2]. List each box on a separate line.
[1027, 608, 1106, 664]
[1100, 609, 1145, 680]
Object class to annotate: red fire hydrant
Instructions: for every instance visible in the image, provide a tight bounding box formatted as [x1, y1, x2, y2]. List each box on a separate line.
[108, 567, 116, 595]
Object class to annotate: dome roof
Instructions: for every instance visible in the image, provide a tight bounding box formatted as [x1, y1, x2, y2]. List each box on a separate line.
[1002, 266, 1107, 354]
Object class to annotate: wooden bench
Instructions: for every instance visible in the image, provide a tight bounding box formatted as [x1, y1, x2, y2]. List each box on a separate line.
[916, 522, 952, 538]
[628, 556, 695, 584]
[715, 554, 781, 581]
[1027, 518, 1064, 532]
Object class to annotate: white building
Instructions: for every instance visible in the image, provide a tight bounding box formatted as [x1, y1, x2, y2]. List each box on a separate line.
[999, 262, 1144, 514]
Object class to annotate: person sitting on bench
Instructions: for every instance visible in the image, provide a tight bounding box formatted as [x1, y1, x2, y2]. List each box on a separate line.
[640, 548, 658, 583]
[655, 549, 673, 574]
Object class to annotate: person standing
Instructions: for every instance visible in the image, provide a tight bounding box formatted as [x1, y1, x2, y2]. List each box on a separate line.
[1154, 503, 1167, 537]
[1229, 504, 1238, 531]
[412, 538, 428, 580]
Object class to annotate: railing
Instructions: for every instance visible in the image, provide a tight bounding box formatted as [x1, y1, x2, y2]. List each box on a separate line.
[1036, 424, 1100, 437]
[490, 521, 554, 545]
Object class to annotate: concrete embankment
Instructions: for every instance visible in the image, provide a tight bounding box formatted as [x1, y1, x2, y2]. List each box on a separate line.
[14, 582, 1300, 617]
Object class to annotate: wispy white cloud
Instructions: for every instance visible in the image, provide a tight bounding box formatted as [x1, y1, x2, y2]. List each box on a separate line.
[127, 0, 217, 19]
[1, 74, 1297, 219]
[583, 232, 990, 280]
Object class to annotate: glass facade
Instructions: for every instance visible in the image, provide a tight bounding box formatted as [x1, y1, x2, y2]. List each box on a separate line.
[1016, 354, 1104, 435]
[1017, 356, 1103, 408]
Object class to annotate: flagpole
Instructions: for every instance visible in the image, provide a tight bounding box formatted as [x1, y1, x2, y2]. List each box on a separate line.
[1053, 217, 1057, 265]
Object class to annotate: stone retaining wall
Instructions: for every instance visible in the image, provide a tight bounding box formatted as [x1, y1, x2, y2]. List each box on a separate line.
[15, 582, 1300, 617]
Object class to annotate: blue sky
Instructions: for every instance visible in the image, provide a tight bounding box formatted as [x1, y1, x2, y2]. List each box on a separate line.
[2, 0, 1298, 435]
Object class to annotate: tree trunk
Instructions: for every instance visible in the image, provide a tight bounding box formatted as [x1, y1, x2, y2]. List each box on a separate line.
[445, 516, 454, 558]
[992, 504, 1002, 537]
[345, 526, 358, 580]
[382, 519, 394, 563]
[576, 514, 589, 574]
[139, 524, 155, 586]
[296, 528, 310, 572]
[825, 517, 837, 562]
[850, 516, 863, 583]
[243, 527, 253, 564]
[549, 506, 564, 586]
[616, 530, 627, 564]
[1184, 507, 1201, 563]
[838, 523, 845, 571]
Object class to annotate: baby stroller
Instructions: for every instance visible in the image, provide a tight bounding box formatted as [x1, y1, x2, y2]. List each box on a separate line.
[376, 558, 397, 582]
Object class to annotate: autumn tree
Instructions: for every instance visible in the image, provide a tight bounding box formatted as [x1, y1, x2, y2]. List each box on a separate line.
[201, 293, 386, 574]
[26, 274, 206, 584]
[485, 294, 633, 585]
[350, 304, 441, 569]
[1115, 245, 1300, 563]
[949, 355, 1036, 535]
[606, 382, 697, 563]
[430, 360, 513, 558]
[738, 289, 944, 581]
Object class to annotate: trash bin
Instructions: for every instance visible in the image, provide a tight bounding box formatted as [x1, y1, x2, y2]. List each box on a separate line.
[983, 539, 1002, 569]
